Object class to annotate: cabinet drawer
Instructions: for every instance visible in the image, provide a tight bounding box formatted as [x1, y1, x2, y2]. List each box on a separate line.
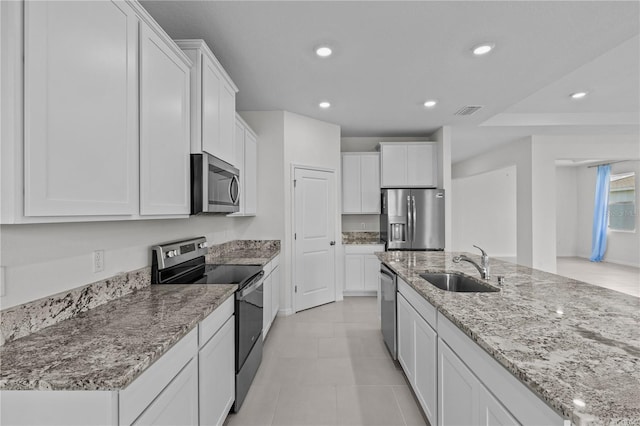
[344, 244, 385, 255]
[119, 328, 197, 425]
[199, 296, 234, 348]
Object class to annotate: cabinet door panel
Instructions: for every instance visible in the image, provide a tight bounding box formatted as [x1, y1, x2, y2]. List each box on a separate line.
[201, 56, 221, 158]
[24, 1, 137, 216]
[380, 145, 406, 187]
[341, 155, 361, 213]
[263, 273, 272, 337]
[360, 154, 380, 213]
[363, 255, 380, 291]
[438, 340, 479, 426]
[344, 254, 364, 291]
[140, 25, 190, 215]
[396, 293, 414, 382]
[219, 83, 236, 165]
[414, 316, 438, 424]
[271, 265, 280, 321]
[199, 317, 235, 426]
[407, 144, 436, 187]
[244, 131, 257, 215]
[133, 358, 198, 426]
[233, 121, 246, 213]
[480, 388, 520, 426]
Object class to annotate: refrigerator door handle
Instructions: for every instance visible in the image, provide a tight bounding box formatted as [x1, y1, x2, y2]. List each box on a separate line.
[412, 195, 417, 242]
[407, 195, 412, 242]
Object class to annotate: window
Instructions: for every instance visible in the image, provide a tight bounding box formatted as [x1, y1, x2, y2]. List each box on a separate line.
[608, 172, 636, 231]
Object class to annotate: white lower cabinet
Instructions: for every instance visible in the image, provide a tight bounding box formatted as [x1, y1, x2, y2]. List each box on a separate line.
[199, 316, 235, 426]
[262, 255, 281, 339]
[133, 358, 198, 426]
[0, 297, 235, 426]
[395, 276, 563, 426]
[479, 387, 520, 426]
[397, 292, 437, 425]
[344, 245, 384, 295]
[438, 340, 480, 426]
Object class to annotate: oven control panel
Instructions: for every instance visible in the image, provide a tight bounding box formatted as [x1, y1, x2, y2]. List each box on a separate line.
[152, 237, 208, 270]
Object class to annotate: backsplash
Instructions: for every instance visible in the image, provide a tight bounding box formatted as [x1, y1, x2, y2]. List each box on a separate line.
[0, 267, 150, 346]
[342, 231, 382, 245]
[0, 239, 281, 346]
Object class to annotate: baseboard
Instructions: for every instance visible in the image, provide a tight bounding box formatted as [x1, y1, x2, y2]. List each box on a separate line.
[342, 290, 376, 297]
[559, 256, 640, 269]
[277, 307, 294, 317]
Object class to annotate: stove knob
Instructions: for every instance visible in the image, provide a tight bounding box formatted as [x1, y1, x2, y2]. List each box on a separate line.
[198, 242, 207, 249]
[167, 250, 176, 258]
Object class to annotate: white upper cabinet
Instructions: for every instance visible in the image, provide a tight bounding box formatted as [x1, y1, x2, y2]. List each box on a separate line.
[139, 23, 191, 216]
[23, 1, 139, 217]
[175, 40, 238, 166]
[380, 142, 437, 188]
[3, 1, 193, 222]
[341, 152, 380, 214]
[229, 114, 257, 216]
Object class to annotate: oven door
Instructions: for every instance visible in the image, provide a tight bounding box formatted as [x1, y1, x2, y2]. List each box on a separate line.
[236, 275, 264, 370]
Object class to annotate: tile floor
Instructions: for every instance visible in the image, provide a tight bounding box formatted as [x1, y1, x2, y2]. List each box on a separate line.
[556, 256, 640, 297]
[225, 297, 428, 426]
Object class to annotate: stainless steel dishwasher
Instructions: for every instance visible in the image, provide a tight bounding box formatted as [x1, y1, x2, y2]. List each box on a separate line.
[380, 263, 397, 359]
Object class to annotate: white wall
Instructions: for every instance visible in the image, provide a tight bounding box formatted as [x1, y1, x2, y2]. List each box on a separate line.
[453, 134, 639, 272]
[283, 112, 342, 310]
[555, 166, 579, 256]
[452, 166, 517, 258]
[574, 161, 640, 267]
[0, 216, 253, 309]
[341, 215, 380, 232]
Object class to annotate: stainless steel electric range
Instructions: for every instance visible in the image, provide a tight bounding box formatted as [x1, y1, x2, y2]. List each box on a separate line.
[151, 236, 264, 412]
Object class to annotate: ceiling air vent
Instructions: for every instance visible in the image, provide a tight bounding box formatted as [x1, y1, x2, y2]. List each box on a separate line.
[455, 105, 483, 116]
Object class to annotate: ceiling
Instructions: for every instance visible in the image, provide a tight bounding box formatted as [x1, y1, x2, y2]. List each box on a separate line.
[141, 1, 640, 163]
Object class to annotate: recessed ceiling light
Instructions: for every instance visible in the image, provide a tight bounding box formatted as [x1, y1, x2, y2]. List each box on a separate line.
[319, 101, 331, 109]
[315, 46, 332, 58]
[570, 91, 588, 99]
[472, 43, 495, 56]
[423, 100, 437, 108]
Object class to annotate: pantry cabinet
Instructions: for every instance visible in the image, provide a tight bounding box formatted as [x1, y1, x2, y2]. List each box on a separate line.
[379, 142, 437, 188]
[139, 22, 191, 216]
[23, 0, 139, 217]
[344, 245, 384, 295]
[342, 153, 380, 214]
[176, 40, 238, 166]
[229, 115, 258, 216]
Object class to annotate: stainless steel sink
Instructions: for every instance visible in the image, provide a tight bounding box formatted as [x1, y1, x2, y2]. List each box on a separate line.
[419, 272, 499, 293]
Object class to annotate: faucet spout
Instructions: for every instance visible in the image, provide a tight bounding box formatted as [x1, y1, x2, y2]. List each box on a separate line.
[453, 246, 490, 279]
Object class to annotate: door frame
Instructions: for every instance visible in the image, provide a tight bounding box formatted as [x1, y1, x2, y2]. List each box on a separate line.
[290, 163, 338, 314]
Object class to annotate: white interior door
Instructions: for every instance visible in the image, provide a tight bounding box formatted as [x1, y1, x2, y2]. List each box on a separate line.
[294, 167, 336, 312]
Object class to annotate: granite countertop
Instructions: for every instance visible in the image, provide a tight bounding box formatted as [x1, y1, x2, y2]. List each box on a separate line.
[378, 251, 640, 425]
[0, 284, 236, 391]
[0, 240, 282, 391]
[342, 232, 385, 245]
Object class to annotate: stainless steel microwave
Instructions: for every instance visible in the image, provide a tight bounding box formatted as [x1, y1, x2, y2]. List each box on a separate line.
[191, 154, 240, 214]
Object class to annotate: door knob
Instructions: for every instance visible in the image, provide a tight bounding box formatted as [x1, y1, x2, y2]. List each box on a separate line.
[329, 241, 336, 246]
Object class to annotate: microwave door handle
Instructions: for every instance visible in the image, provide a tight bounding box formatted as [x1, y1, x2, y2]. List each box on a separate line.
[229, 175, 240, 205]
[412, 196, 417, 242]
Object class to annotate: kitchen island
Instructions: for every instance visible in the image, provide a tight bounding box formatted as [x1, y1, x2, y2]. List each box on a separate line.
[378, 250, 640, 426]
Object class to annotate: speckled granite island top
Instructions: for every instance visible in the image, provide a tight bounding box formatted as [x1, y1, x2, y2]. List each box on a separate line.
[378, 251, 640, 425]
[0, 284, 236, 391]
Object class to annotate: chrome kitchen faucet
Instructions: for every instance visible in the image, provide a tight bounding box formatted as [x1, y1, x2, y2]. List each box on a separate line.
[453, 245, 490, 280]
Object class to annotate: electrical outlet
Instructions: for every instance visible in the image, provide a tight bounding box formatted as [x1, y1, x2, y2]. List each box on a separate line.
[93, 250, 105, 273]
[361, 222, 366, 230]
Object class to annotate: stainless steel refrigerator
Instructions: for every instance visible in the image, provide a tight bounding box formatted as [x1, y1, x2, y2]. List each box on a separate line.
[380, 188, 445, 250]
